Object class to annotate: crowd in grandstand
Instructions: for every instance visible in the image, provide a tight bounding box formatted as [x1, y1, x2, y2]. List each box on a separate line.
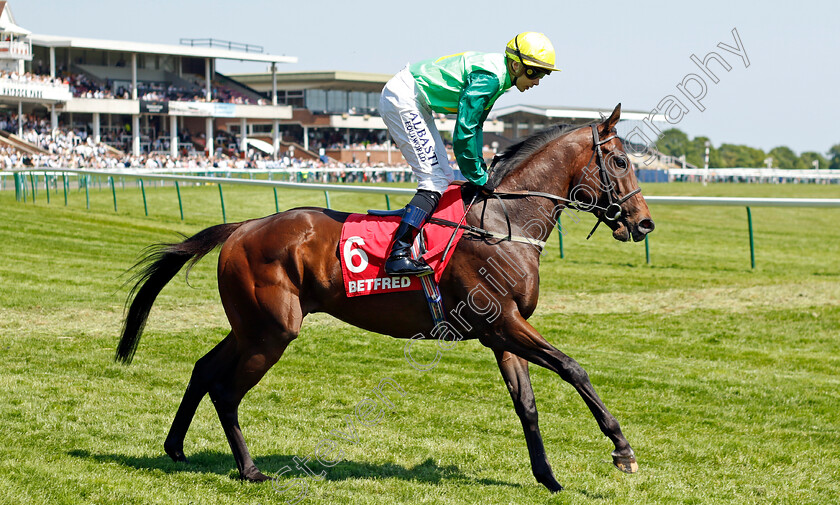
[0, 139, 411, 174]
[65, 73, 115, 98]
[0, 145, 22, 170]
[0, 149, 413, 185]
[307, 129, 394, 152]
[130, 81, 265, 104]
[5, 65, 264, 104]
[0, 113, 413, 182]
[0, 70, 67, 87]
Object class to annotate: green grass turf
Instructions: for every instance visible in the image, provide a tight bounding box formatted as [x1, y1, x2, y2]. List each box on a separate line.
[0, 177, 838, 504]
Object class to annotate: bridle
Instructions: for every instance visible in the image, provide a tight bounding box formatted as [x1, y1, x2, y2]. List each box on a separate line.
[488, 124, 641, 240]
[581, 125, 641, 239]
[437, 125, 642, 261]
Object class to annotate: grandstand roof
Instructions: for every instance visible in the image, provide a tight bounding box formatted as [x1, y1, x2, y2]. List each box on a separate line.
[489, 104, 666, 122]
[230, 71, 391, 92]
[28, 34, 297, 64]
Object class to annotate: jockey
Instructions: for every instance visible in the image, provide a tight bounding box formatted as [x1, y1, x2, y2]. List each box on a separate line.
[380, 32, 560, 276]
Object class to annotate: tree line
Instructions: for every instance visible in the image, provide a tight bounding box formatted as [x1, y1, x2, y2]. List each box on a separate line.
[655, 128, 840, 169]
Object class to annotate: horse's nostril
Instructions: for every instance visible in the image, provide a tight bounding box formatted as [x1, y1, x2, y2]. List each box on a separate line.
[638, 218, 655, 233]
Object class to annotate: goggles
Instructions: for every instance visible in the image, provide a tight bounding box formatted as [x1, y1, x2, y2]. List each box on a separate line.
[524, 65, 550, 80]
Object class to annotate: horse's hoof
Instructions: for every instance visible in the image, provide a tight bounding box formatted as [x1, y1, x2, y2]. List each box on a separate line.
[547, 482, 564, 493]
[242, 469, 272, 482]
[536, 476, 564, 493]
[612, 449, 638, 473]
[164, 444, 188, 463]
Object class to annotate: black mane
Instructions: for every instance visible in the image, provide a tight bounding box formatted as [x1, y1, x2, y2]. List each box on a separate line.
[487, 123, 587, 187]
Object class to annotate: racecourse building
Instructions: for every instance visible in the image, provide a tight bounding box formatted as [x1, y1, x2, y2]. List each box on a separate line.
[0, 2, 296, 160]
[26, 36, 294, 157]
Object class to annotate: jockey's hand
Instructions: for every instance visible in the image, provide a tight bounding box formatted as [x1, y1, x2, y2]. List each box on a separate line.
[465, 181, 495, 198]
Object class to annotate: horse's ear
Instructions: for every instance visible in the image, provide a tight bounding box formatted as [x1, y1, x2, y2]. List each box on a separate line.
[602, 103, 621, 131]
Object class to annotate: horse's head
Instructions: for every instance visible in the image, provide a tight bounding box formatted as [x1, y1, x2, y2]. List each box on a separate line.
[567, 104, 655, 242]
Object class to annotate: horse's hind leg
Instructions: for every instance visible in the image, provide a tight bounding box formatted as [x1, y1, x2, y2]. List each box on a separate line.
[497, 314, 638, 475]
[494, 349, 563, 492]
[211, 236, 307, 481]
[208, 334, 294, 481]
[164, 331, 236, 462]
[210, 284, 303, 480]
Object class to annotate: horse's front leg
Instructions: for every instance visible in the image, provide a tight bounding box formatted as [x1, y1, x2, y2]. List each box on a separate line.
[494, 349, 563, 492]
[492, 314, 638, 474]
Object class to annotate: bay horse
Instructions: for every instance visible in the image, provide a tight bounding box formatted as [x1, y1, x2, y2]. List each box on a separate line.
[117, 104, 654, 493]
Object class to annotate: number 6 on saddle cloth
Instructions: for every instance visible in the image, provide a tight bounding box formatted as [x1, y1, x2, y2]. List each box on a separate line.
[338, 185, 467, 319]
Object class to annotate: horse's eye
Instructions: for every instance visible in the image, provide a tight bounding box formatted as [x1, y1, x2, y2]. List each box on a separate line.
[615, 157, 627, 169]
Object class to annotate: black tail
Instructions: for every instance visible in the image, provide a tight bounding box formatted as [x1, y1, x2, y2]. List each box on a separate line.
[116, 222, 245, 364]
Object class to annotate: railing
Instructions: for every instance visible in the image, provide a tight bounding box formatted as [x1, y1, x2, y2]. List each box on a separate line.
[179, 38, 264, 54]
[0, 40, 31, 57]
[670, 168, 840, 183]
[7, 168, 840, 270]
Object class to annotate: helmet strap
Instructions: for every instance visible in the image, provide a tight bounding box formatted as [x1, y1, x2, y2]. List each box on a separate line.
[511, 34, 523, 85]
[508, 34, 530, 86]
[508, 59, 521, 86]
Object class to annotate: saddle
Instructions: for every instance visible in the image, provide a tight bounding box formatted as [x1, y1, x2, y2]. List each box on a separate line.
[339, 185, 466, 325]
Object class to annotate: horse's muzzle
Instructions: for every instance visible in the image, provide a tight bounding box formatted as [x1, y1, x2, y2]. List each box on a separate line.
[613, 218, 655, 242]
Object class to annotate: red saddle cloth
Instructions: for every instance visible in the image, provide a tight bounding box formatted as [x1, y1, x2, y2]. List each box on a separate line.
[339, 184, 466, 297]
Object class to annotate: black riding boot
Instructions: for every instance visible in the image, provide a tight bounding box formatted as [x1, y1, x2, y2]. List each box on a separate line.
[384, 205, 433, 276]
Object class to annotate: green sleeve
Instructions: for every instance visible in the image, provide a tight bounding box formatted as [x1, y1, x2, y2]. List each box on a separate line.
[453, 71, 500, 186]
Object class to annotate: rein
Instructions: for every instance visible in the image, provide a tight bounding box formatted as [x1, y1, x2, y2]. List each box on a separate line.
[429, 216, 546, 248]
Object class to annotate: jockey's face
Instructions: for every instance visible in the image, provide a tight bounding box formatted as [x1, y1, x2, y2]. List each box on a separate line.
[510, 60, 546, 92]
[516, 73, 543, 92]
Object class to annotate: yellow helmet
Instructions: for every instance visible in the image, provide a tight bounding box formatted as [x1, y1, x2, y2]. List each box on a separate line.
[505, 32, 560, 73]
